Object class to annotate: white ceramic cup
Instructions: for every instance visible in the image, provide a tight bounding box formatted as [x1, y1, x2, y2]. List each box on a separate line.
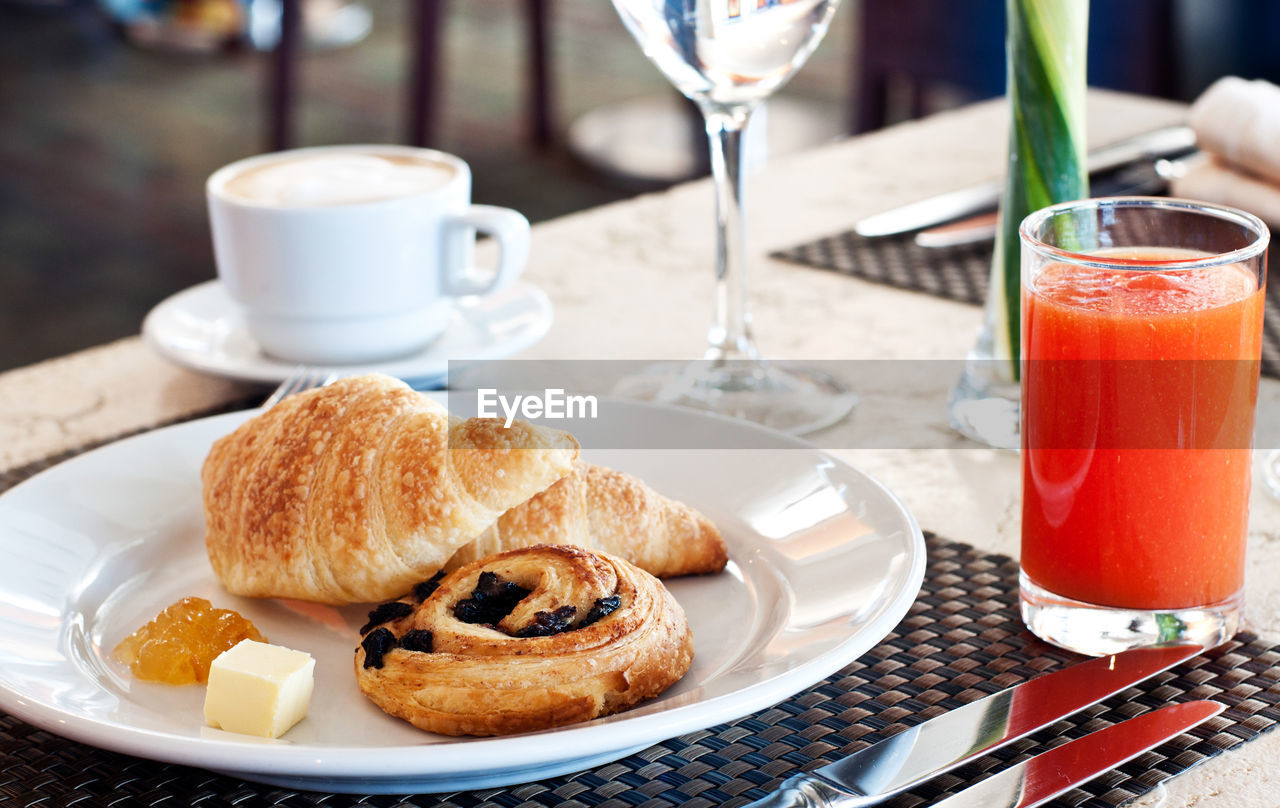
[206, 145, 531, 364]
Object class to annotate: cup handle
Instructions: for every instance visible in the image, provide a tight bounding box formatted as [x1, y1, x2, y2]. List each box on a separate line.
[443, 205, 531, 296]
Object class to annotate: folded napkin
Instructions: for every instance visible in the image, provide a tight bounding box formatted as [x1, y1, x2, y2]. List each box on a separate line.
[1171, 153, 1280, 229]
[1174, 76, 1280, 228]
[1189, 76, 1280, 184]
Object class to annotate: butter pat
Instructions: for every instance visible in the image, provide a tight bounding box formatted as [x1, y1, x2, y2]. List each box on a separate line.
[203, 639, 315, 739]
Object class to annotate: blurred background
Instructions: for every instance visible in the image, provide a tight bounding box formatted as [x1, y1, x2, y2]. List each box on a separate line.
[3, 0, 1280, 373]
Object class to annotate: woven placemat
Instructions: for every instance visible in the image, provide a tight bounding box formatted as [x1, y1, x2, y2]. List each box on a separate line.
[2, 511, 1278, 807]
[772, 230, 1280, 380]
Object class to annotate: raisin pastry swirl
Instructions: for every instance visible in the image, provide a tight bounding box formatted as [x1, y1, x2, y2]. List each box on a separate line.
[355, 544, 694, 736]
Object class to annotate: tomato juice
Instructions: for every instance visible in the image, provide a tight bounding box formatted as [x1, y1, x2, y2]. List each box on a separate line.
[1021, 249, 1264, 610]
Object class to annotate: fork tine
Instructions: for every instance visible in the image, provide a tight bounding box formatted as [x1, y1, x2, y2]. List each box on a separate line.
[262, 367, 305, 408]
[263, 365, 338, 408]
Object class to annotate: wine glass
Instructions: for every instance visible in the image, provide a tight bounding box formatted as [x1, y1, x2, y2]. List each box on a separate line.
[610, 0, 855, 434]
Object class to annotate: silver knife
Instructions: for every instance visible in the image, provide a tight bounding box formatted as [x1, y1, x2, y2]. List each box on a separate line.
[853, 125, 1197, 237]
[744, 644, 1202, 808]
[931, 700, 1223, 808]
[913, 158, 1170, 248]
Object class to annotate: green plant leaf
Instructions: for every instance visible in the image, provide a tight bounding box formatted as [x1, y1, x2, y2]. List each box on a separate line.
[992, 0, 1089, 378]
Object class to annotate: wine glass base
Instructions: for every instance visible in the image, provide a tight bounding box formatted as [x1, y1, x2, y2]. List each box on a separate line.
[612, 360, 856, 436]
[1262, 449, 1280, 501]
[1020, 572, 1239, 657]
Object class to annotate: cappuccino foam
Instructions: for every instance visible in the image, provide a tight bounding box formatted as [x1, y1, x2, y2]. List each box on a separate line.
[223, 153, 455, 206]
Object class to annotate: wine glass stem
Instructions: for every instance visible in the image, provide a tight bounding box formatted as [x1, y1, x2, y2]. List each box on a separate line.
[703, 104, 760, 365]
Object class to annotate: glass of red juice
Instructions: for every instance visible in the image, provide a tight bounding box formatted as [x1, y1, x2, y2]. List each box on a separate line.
[1019, 197, 1268, 656]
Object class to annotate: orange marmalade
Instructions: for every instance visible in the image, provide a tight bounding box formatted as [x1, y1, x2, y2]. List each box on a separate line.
[112, 596, 266, 684]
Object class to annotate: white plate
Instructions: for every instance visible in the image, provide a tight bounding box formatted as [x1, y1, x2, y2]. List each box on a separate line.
[141, 280, 553, 386]
[0, 399, 924, 794]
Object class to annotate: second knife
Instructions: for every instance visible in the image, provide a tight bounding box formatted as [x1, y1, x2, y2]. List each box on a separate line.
[853, 125, 1198, 238]
[745, 643, 1202, 807]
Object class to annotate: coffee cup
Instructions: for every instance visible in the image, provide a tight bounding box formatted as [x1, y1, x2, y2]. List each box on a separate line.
[206, 145, 531, 364]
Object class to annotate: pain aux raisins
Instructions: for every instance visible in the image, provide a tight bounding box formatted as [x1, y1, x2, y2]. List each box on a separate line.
[359, 600, 414, 635]
[514, 606, 578, 638]
[453, 571, 531, 625]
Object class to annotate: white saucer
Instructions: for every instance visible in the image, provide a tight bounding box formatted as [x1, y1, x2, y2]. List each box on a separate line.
[142, 280, 553, 386]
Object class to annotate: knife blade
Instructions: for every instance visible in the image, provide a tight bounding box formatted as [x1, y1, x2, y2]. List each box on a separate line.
[744, 644, 1201, 808]
[912, 158, 1172, 248]
[931, 700, 1223, 808]
[853, 125, 1197, 237]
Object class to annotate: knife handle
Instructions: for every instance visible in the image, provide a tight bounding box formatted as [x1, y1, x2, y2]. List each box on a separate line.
[744, 773, 871, 808]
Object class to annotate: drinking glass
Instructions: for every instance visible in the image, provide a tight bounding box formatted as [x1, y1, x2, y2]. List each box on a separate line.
[1019, 198, 1268, 657]
[609, 0, 855, 434]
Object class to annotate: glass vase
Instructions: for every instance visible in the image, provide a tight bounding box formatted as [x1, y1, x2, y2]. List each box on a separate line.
[947, 0, 1090, 449]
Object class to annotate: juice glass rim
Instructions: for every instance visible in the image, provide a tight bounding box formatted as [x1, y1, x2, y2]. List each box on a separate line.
[1019, 195, 1270, 271]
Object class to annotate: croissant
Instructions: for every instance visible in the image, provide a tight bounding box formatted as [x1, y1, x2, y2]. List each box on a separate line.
[202, 374, 579, 604]
[355, 544, 693, 736]
[447, 462, 727, 577]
